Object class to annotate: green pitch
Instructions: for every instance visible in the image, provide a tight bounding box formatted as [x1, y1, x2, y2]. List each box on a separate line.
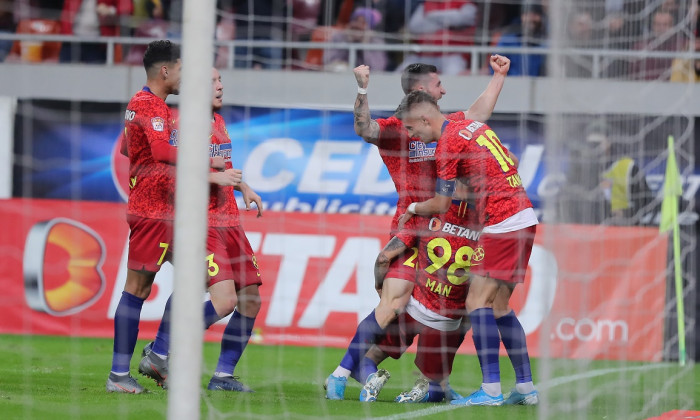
[0, 334, 697, 419]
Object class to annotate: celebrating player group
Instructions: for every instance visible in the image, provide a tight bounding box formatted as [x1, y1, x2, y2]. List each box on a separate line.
[108, 39, 538, 408]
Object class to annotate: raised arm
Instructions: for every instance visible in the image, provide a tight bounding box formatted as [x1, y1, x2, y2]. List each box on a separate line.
[462, 54, 510, 122]
[353, 65, 381, 144]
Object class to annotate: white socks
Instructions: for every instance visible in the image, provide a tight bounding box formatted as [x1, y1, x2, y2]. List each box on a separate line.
[332, 366, 351, 379]
[515, 381, 535, 394]
[482, 382, 502, 397]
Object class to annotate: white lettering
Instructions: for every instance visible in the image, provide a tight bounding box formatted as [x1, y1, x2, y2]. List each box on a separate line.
[263, 234, 336, 327]
[299, 238, 381, 327]
[298, 140, 362, 194]
[353, 146, 395, 195]
[554, 317, 629, 342]
[244, 138, 303, 192]
[518, 145, 543, 189]
[518, 245, 558, 335]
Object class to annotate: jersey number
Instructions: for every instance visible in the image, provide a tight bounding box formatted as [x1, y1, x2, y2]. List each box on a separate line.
[424, 237, 474, 285]
[475, 129, 515, 173]
[402, 247, 419, 268]
[206, 253, 220, 277]
[157, 242, 169, 266]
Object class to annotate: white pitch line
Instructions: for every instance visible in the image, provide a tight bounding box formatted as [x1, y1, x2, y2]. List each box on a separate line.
[372, 363, 674, 420]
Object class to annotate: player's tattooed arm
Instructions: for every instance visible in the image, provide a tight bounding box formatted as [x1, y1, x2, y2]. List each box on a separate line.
[353, 64, 380, 144]
[374, 237, 408, 293]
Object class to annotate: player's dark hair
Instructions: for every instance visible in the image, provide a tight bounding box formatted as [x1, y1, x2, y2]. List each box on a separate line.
[395, 91, 438, 120]
[143, 40, 180, 72]
[400, 63, 438, 94]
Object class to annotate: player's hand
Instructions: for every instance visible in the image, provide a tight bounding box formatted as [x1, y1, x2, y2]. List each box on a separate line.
[490, 54, 510, 76]
[397, 212, 413, 230]
[241, 185, 263, 218]
[353, 65, 370, 89]
[209, 168, 242, 186]
[210, 156, 226, 171]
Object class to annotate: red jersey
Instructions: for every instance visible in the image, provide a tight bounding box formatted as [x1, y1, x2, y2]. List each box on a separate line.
[208, 113, 240, 227]
[124, 88, 178, 220]
[436, 120, 532, 227]
[412, 201, 480, 319]
[376, 112, 465, 234]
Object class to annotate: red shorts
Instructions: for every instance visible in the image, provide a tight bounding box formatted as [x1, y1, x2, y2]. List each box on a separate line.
[206, 226, 262, 289]
[376, 312, 462, 382]
[470, 225, 536, 283]
[127, 215, 173, 273]
[385, 246, 418, 282]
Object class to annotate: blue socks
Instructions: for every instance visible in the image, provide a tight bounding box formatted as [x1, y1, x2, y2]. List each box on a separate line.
[339, 310, 384, 372]
[151, 295, 172, 356]
[496, 310, 532, 384]
[351, 357, 378, 384]
[427, 381, 446, 402]
[470, 307, 501, 384]
[111, 291, 145, 373]
[215, 310, 256, 375]
[150, 298, 222, 357]
[203, 300, 221, 329]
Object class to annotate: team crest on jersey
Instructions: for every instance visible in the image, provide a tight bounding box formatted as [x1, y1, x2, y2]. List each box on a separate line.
[428, 217, 442, 231]
[472, 246, 485, 262]
[151, 117, 165, 132]
[458, 129, 473, 140]
[409, 141, 436, 162]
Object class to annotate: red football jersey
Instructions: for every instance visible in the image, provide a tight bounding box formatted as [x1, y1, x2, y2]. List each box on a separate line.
[376, 111, 465, 234]
[436, 120, 532, 227]
[208, 113, 240, 227]
[124, 89, 178, 220]
[412, 201, 480, 319]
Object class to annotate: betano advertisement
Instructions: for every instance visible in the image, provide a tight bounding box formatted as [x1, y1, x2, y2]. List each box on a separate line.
[4, 101, 670, 361]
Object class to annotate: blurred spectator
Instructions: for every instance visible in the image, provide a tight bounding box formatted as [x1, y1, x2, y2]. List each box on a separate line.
[124, 0, 169, 65]
[398, 0, 477, 76]
[563, 9, 595, 78]
[60, 0, 133, 64]
[670, 35, 700, 82]
[324, 7, 387, 72]
[0, 0, 15, 61]
[14, 0, 63, 21]
[559, 120, 652, 226]
[493, 3, 546, 76]
[6, 18, 61, 63]
[226, 0, 288, 69]
[214, 6, 236, 68]
[631, 10, 686, 80]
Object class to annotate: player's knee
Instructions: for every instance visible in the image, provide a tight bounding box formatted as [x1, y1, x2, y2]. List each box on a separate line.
[212, 292, 238, 317]
[237, 292, 261, 318]
[124, 269, 156, 299]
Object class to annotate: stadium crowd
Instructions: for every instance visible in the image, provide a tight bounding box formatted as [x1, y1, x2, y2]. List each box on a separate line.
[1, 0, 698, 80]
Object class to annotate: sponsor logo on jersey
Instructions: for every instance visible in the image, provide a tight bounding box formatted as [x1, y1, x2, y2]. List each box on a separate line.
[458, 121, 484, 141]
[169, 129, 178, 146]
[124, 109, 135, 121]
[408, 141, 436, 162]
[151, 117, 165, 132]
[209, 143, 232, 160]
[428, 217, 442, 231]
[441, 222, 481, 241]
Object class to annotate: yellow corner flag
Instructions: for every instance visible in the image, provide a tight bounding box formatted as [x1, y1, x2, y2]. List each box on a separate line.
[659, 136, 682, 233]
[659, 135, 685, 366]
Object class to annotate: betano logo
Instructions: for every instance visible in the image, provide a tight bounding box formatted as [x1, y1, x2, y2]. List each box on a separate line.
[23, 218, 106, 316]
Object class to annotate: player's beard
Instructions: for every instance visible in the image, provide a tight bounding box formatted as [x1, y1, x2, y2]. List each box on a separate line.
[213, 103, 222, 112]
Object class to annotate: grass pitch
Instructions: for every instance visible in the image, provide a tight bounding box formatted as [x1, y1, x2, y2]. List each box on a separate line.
[0, 334, 697, 419]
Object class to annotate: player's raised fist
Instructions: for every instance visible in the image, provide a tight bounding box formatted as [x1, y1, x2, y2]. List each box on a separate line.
[490, 54, 510, 76]
[354, 65, 370, 89]
[210, 156, 226, 170]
